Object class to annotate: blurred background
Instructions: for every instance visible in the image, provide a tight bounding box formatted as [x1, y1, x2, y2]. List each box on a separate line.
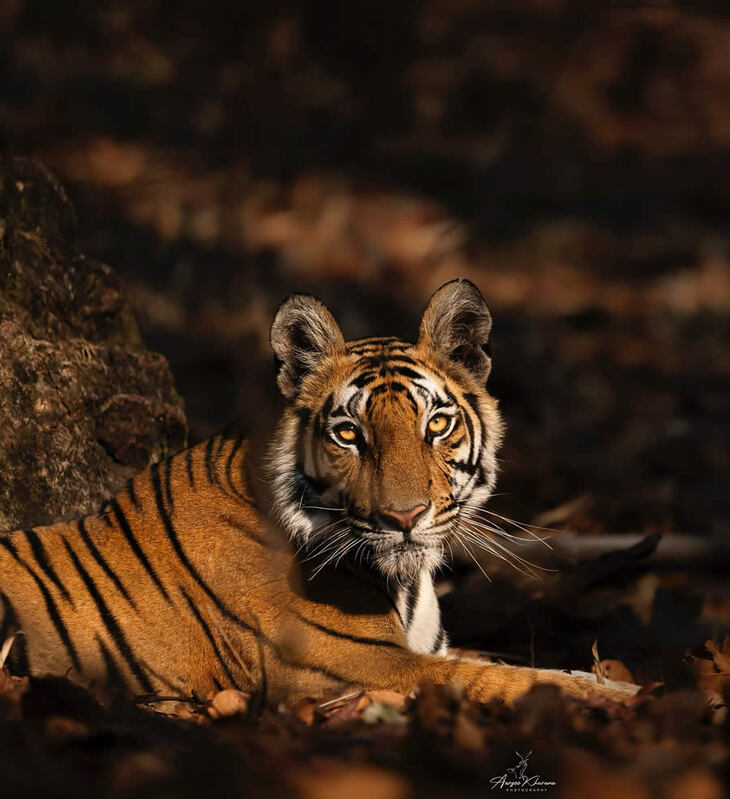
[1, 0, 728, 544]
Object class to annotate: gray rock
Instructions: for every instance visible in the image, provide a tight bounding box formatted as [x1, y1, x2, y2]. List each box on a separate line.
[0, 158, 186, 530]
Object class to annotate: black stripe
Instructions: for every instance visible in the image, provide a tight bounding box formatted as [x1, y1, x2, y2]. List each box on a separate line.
[149, 467, 254, 632]
[365, 382, 388, 412]
[437, 501, 458, 517]
[218, 513, 278, 550]
[215, 434, 226, 460]
[205, 436, 217, 485]
[185, 448, 195, 487]
[77, 519, 136, 609]
[461, 392, 482, 464]
[0, 538, 81, 672]
[126, 478, 141, 511]
[462, 392, 481, 417]
[138, 658, 188, 696]
[431, 627, 446, 653]
[224, 435, 246, 500]
[63, 537, 152, 693]
[0, 536, 20, 563]
[404, 579, 420, 628]
[95, 634, 128, 695]
[404, 386, 419, 414]
[23, 529, 73, 605]
[320, 392, 334, 420]
[295, 406, 312, 426]
[163, 458, 175, 511]
[349, 371, 377, 389]
[213, 676, 223, 692]
[387, 365, 426, 381]
[447, 459, 478, 476]
[460, 405, 476, 465]
[109, 498, 170, 601]
[291, 610, 402, 649]
[346, 389, 363, 417]
[180, 586, 240, 689]
[387, 354, 417, 365]
[348, 338, 399, 354]
[0, 591, 30, 674]
[268, 641, 352, 684]
[360, 355, 420, 371]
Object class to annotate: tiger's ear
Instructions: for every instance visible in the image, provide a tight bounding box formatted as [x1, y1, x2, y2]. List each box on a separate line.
[270, 294, 345, 398]
[418, 279, 492, 382]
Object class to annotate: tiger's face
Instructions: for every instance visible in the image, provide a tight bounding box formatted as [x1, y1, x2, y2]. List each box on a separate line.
[267, 280, 503, 580]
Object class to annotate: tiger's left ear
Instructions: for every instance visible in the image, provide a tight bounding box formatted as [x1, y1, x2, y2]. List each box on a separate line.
[270, 294, 345, 398]
[418, 279, 492, 382]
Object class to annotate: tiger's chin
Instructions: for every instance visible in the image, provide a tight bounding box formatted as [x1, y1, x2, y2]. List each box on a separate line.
[369, 536, 445, 581]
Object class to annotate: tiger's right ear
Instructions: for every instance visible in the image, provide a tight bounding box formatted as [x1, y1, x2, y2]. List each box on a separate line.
[270, 294, 345, 398]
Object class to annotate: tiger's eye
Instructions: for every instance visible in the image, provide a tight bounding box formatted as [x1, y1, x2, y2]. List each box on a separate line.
[427, 414, 449, 435]
[334, 424, 357, 444]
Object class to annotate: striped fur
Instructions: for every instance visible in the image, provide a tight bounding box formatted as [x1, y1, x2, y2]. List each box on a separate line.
[0, 281, 638, 704]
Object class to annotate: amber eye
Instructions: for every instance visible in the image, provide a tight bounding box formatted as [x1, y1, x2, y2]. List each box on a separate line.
[427, 414, 450, 436]
[333, 423, 358, 445]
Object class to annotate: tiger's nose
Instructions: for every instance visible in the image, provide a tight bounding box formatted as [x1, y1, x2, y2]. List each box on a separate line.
[377, 504, 429, 532]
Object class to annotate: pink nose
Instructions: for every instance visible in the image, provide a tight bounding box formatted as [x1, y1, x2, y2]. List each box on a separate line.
[378, 504, 428, 531]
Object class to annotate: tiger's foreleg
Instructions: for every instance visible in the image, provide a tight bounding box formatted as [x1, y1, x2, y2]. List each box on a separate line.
[412, 654, 640, 703]
[305, 646, 639, 705]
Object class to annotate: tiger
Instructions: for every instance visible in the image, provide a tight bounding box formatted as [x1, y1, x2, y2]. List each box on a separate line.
[0, 279, 638, 706]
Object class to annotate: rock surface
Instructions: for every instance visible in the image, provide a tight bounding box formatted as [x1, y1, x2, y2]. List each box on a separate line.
[0, 158, 186, 531]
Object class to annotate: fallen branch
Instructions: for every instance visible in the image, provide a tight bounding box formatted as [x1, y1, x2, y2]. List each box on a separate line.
[526, 533, 730, 567]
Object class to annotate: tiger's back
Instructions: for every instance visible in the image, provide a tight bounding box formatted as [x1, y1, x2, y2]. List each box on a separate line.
[1, 435, 256, 696]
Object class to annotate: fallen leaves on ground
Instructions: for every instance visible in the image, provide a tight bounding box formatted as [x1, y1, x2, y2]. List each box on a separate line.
[0, 657, 727, 798]
[686, 634, 730, 724]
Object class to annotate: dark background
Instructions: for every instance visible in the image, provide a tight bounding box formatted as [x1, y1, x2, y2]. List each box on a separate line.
[1, 0, 728, 539]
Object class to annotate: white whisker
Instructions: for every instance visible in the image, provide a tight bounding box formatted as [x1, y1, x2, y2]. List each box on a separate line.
[451, 530, 492, 582]
[460, 520, 556, 576]
[461, 505, 554, 549]
[459, 511, 540, 546]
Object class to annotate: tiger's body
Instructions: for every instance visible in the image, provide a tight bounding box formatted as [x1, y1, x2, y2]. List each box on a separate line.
[0, 281, 638, 705]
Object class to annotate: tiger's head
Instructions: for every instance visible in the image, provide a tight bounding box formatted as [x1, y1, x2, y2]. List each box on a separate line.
[266, 279, 504, 581]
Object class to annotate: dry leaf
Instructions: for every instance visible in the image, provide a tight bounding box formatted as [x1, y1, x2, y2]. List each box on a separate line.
[294, 698, 319, 726]
[294, 765, 409, 799]
[207, 689, 251, 720]
[453, 712, 484, 752]
[598, 659, 635, 684]
[44, 716, 89, 740]
[686, 634, 730, 723]
[361, 690, 408, 711]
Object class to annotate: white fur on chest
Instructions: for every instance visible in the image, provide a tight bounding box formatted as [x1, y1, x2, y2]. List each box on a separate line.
[398, 571, 443, 654]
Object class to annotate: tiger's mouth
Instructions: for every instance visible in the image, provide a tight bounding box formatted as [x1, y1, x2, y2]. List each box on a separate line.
[347, 523, 449, 579]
